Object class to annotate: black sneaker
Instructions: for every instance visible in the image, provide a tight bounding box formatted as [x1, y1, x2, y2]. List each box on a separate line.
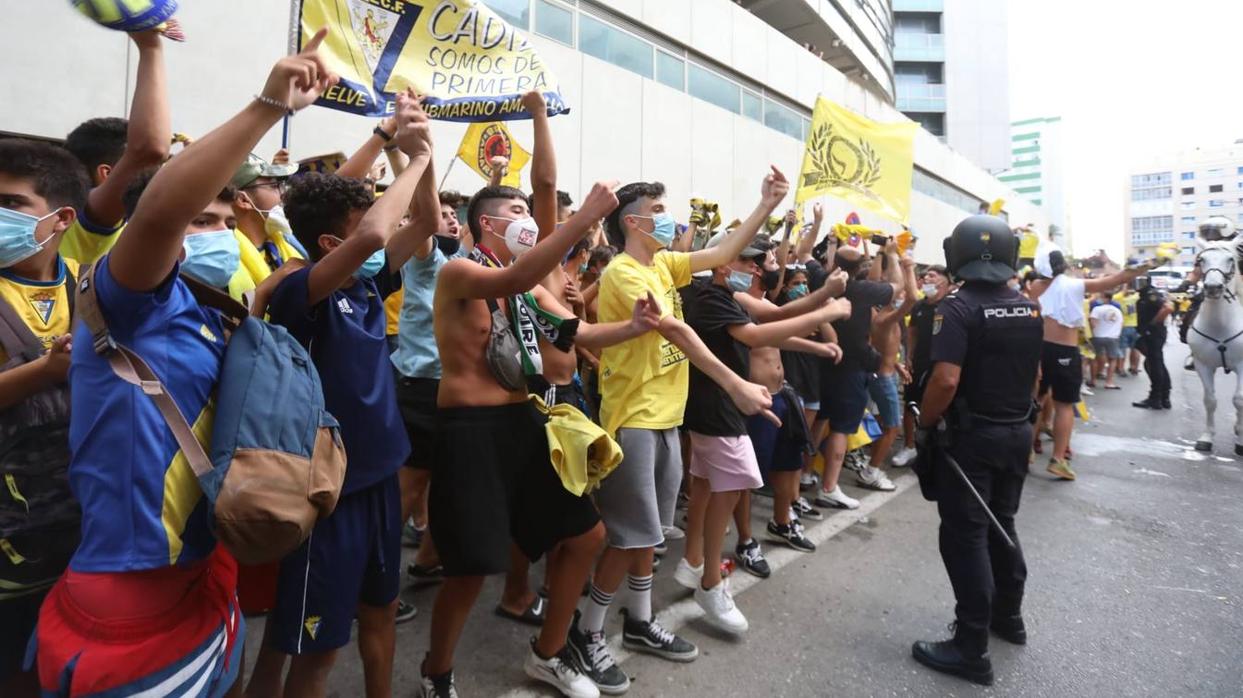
[396, 600, 418, 625]
[568, 611, 630, 694]
[767, 520, 816, 552]
[792, 497, 824, 521]
[416, 669, 458, 698]
[621, 609, 698, 662]
[735, 538, 771, 578]
[407, 562, 444, 587]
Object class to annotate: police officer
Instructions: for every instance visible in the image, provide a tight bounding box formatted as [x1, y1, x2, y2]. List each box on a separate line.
[912, 215, 1042, 686]
[1133, 278, 1174, 409]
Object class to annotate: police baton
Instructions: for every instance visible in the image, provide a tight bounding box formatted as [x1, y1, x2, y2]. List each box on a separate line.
[909, 403, 1017, 550]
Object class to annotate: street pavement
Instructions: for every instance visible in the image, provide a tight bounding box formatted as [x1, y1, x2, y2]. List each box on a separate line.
[241, 339, 1243, 696]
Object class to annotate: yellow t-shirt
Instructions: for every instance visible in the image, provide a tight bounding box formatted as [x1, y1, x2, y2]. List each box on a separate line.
[597, 251, 691, 436]
[59, 214, 123, 266]
[384, 287, 402, 336]
[0, 257, 80, 364]
[1114, 291, 1139, 328]
[1018, 232, 1039, 261]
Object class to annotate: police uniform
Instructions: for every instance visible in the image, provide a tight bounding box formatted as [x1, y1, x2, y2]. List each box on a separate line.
[1134, 284, 1172, 408]
[912, 215, 1042, 687]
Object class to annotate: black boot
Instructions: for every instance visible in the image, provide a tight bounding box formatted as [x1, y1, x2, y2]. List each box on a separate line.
[1160, 392, 1172, 410]
[912, 622, 994, 686]
[1132, 395, 1160, 409]
[990, 596, 1027, 645]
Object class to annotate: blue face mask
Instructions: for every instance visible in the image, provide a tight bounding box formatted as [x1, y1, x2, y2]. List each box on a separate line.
[788, 283, 809, 299]
[0, 207, 61, 268]
[727, 270, 754, 293]
[636, 213, 677, 248]
[181, 229, 240, 289]
[355, 248, 386, 280]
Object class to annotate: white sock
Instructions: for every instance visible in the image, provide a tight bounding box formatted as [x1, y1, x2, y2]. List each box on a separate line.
[583, 584, 613, 634]
[627, 574, 653, 623]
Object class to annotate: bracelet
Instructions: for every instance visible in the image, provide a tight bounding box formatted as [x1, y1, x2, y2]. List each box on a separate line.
[374, 125, 394, 141]
[254, 94, 294, 116]
[382, 143, 399, 152]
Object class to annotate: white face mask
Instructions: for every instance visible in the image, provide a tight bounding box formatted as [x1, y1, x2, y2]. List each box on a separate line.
[922, 283, 939, 297]
[489, 215, 540, 258]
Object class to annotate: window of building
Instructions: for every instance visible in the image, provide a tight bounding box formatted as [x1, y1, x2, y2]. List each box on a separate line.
[579, 13, 653, 79]
[1209, 199, 1225, 207]
[482, 0, 530, 29]
[1181, 187, 1194, 195]
[1238, 166, 1243, 175]
[764, 99, 803, 139]
[534, 0, 574, 45]
[1185, 231, 1197, 239]
[654, 50, 684, 90]
[687, 63, 739, 114]
[1131, 172, 1171, 187]
[1208, 167, 1224, 176]
[1181, 201, 1196, 209]
[1182, 215, 1197, 223]
[910, 112, 945, 137]
[1210, 184, 1224, 193]
[1181, 172, 1195, 180]
[742, 91, 762, 122]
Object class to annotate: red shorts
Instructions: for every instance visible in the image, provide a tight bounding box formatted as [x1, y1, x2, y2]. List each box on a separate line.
[36, 546, 245, 697]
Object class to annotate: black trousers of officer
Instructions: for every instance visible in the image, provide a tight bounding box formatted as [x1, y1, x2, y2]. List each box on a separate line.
[938, 422, 1029, 636]
[1137, 329, 1171, 397]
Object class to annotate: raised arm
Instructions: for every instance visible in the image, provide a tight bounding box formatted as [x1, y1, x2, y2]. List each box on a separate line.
[527, 91, 557, 243]
[874, 255, 918, 325]
[488, 155, 509, 187]
[438, 181, 619, 301]
[690, 166, 788, 272]
[796, 203, 824, 263]
[1084, 264, 1157, 294]
[84, 28, 174, 227]
[110, 29, 336, 292]
[728, 298, 850, 348]
[305, 91, 431, 305]
[337, 116, 397, 180]
[733, 267, 847, 322]
[384, 134, 440, 269]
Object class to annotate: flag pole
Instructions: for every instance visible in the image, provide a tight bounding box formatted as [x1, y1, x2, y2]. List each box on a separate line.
[282, 0, 303, 150]
[438, 158, 458, 192]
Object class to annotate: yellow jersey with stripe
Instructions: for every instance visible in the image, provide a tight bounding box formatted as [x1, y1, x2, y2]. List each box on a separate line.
[67, 255, 226, 572]
[0, 257, 79, 365]
[58, 212, 124, 266]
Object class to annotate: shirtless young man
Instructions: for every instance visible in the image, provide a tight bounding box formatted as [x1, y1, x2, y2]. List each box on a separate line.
[422, 170, 661, 698]
[863, 254, 918, 485]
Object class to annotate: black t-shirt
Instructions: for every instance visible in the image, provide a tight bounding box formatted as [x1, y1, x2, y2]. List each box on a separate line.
[1136, 288, 1167, 333]
[909, 298, 939, 381]
[776, 291, 821, 402]
[681, 278, 752, 436]
[930, 282, 1043, 422]
[827, 278, 895, 372]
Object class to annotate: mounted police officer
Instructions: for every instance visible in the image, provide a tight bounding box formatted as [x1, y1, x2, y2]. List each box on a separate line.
[911, 215, 1042, 686]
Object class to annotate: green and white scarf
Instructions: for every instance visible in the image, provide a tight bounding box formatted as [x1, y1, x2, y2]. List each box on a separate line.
[471, 245, 578, 376]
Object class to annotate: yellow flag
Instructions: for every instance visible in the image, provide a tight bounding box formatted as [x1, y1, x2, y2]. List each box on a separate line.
[795, 97, 917, 223]
[298, 0, 568, 121]
[455, 121, 530, 188]
[987, 198, 1005, 215]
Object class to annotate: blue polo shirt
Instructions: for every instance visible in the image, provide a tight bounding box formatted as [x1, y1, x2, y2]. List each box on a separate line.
[68, 255, 225, 572]
[267, 260, 410, 494]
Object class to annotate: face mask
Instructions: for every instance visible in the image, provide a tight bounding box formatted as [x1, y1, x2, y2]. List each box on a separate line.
[435, 234, 461, 257]
[579, 262, 589, 274]
[788, 283, 809, 299]
[0, 207, 61, 268]
[355, 248, 386, 279]
[490, 216, 539, 258]
[727, 270, 754, 293]
[921, 283, 939, 297]
[181, 229, 240, 289]
[761, 268, 781, 291]
[635, 213, 677, 248]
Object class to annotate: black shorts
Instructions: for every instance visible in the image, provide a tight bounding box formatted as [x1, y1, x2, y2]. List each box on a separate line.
[1, 591, 44, 680]
[1040, 343, 1082, 404]
[430, 401, 600, 577]
[396, 375, 439, 470]
[817, 368, 870, 434]
[529, 375, 592, 415]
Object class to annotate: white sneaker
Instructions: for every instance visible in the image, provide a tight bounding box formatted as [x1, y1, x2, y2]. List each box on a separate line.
[856, 466, 896, 492]
[891, 446, 917, 467]
[674, 558, 703, 590]
[814, 485, 860, 510]
[799, 471, 818, 490]
[662, 525, 685, 540]
[694, 581, 748, 634]
[524, 642, 600, 698]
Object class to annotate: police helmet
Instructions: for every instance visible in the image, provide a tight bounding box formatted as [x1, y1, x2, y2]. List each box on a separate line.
[1198, 215, 1236, 242]
[943, 215, 1020, 283]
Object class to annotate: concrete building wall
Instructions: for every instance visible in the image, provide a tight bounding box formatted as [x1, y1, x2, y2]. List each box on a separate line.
[941, 0, 1008, 173]
[0, 0, 1045, 265]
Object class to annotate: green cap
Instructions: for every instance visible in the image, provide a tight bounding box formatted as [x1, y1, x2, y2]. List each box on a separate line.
[231, 153, 298, 189]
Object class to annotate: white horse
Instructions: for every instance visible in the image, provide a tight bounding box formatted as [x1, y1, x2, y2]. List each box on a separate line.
[1188, 240, 1243, 453]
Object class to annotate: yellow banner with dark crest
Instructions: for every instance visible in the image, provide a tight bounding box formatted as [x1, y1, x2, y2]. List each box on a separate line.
[795, 97, 916, 223]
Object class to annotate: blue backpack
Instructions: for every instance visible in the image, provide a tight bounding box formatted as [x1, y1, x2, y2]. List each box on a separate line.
[78, 265, 347, 565]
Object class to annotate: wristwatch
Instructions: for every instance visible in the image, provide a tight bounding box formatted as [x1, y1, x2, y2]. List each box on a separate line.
[373, 125, 394, 141]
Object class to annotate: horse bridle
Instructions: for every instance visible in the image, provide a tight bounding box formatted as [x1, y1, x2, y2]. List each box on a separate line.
[1196, 249, 1238, 303]
[1192, 249, 1243, 370]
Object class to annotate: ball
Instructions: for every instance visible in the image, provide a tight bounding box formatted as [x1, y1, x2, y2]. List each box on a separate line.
[71, 0, 179, 33]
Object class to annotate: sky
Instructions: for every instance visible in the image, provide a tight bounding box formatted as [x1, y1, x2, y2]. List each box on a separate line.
[1006, 0, 1243, 259]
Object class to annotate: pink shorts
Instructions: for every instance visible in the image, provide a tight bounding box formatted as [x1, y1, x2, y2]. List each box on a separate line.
[688, 433, 763, 493]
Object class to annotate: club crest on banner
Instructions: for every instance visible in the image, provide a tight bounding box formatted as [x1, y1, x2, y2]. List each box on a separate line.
[347, 0, 399, 74]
